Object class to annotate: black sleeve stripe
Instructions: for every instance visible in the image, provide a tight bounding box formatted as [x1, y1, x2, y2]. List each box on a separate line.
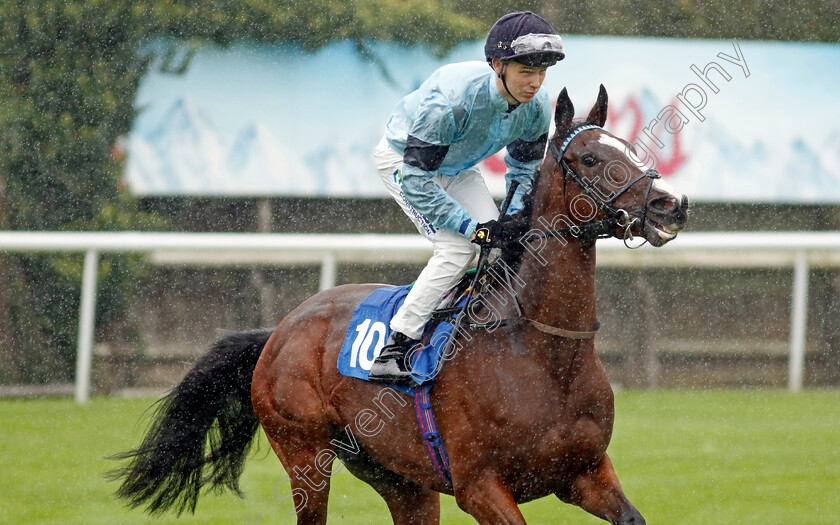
[404, 135, 450, 172]
[507, 133, 548, 163]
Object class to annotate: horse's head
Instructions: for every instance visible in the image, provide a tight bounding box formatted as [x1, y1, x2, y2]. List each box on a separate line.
[534, 85, 688, 246]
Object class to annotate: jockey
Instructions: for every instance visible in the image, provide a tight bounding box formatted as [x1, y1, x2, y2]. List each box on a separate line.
[368, 11, 565, 383]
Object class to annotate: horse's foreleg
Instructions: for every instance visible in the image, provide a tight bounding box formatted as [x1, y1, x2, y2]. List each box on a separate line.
[334, 431, 441, 525]
[454, 470, 527, 525]
[562, 453, 645, 525]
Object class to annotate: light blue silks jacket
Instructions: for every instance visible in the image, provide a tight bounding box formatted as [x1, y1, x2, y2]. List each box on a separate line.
[385, 61, 551, 237]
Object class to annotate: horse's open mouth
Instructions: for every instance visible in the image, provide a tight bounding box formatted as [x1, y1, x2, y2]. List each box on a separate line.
[644, 218, 680, 245]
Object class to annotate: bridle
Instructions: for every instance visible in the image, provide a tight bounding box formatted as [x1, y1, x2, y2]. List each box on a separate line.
[459, 124, 665, 339]
[529, 123, 663, 247]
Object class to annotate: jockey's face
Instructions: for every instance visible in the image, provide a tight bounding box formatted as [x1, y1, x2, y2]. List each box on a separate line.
[492, 59, 548, 105]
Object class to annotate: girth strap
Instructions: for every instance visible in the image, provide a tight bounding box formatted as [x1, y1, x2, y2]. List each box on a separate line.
[414, 385, 452, 489]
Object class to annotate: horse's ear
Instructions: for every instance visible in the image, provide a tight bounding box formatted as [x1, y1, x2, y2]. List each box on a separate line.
[585, 84, 609, 127]
[554, 88, 575, 133]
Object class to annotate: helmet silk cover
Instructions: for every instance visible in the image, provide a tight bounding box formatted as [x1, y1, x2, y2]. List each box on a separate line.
[485, 11, 565, 67]
[510, 34, 564, 67]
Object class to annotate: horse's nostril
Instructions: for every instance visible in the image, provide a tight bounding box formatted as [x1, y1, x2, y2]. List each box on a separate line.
[654, 195, 679, 212]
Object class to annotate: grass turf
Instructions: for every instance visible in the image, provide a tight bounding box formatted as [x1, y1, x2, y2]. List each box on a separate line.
[1, 390, 838, 524]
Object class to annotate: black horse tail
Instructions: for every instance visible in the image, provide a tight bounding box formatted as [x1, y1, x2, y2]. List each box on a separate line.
[107, 328, 273, 516]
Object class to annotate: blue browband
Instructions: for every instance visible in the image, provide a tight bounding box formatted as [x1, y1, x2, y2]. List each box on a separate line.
[558, 124, 600, 157]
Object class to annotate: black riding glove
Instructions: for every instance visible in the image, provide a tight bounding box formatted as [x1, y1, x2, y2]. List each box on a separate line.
[471, 213, 529, 249]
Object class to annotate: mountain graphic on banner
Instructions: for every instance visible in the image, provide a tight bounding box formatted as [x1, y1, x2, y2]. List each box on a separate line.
[780, 137, 840, 200]
[228, 123, 315, 194]
[306, 141, 381, 197]
[678, 122, 840, 202]
[128, 97, 228, 193]
[126, 93, 840, 201]
[823, 131, 840, 183]
[127, 97, 318, 195]
[621, 89, 840, 202]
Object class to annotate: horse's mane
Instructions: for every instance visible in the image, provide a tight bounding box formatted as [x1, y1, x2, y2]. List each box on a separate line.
[495, 121, 589, 273]
[495, 195, 533, 274]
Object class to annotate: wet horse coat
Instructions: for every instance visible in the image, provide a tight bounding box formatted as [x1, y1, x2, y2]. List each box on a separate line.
[111, 86, 688, 524]
[251, 86, 688, 524]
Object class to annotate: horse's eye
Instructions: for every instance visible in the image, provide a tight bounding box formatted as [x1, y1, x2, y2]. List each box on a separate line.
[581, 154, 597, 167]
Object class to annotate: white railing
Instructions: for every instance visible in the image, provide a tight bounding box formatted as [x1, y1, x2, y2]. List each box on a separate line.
[1, 230, 839, 401]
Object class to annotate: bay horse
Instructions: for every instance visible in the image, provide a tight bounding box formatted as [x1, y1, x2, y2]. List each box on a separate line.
[110, 85, 688, 524]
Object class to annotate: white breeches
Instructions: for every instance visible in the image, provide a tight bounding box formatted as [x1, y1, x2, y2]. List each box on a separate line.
[374, 136, 499, 339]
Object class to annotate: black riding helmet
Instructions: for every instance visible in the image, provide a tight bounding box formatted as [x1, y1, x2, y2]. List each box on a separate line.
[485, 12, 564, 105]
[485, 11, 565, 68]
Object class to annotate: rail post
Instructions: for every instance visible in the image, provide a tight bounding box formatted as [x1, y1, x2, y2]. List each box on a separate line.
[788, 250, 809, 393]
[74, 249, 99, 403]
[320, 252, 337, 291]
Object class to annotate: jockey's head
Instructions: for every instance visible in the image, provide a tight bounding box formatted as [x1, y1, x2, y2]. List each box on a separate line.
[485, 11, 565, 105]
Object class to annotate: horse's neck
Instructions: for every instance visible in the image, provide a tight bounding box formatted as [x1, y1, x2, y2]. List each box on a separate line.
[515, 178, 599, 331]
[515, 236, 598, 332]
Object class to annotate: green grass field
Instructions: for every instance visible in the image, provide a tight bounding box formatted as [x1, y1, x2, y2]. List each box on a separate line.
[1, 390, 839, 524]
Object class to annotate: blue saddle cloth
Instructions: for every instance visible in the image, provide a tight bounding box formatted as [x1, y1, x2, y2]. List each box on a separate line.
[337, 285, 458, 396]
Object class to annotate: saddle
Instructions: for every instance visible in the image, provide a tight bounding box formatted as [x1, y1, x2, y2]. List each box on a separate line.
[336, 257, 519, 392]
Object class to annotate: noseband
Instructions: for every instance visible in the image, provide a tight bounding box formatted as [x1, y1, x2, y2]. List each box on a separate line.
[532, 123, 662, 246]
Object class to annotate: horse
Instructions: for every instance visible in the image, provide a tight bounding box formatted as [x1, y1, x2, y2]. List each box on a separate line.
[109, 85, 689, 524]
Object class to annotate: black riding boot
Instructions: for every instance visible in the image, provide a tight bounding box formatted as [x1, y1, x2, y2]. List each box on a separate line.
[368, 331, 417, 384]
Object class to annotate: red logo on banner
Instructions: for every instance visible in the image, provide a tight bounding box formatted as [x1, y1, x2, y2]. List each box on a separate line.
[607, 94, 687, 177]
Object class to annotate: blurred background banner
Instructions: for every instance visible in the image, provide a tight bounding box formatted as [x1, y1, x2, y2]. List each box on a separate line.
[127, 36, 840, 202]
